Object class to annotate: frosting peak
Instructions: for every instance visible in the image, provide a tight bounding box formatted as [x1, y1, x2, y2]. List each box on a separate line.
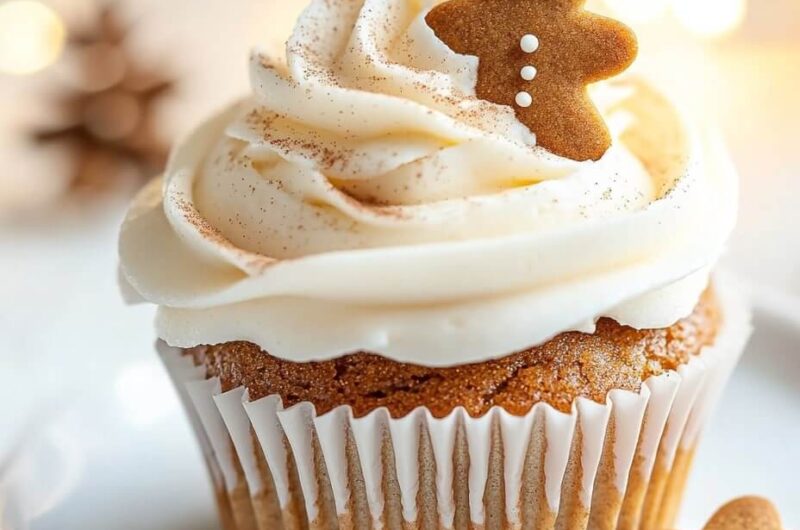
[119, 0, 738, 366]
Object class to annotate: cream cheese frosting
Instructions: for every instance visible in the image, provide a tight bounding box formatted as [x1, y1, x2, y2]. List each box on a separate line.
[118, 0, 738, 366]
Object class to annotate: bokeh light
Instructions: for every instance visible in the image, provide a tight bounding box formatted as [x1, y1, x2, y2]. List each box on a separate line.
[603, 0, 670, 25]
[672, 0, 747, 39]
[0, 1, 66, 75]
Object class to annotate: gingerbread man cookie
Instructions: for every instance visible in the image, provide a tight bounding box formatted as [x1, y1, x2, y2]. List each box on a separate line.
[426, 0, 638, 161]
[703, 497, 783, 530]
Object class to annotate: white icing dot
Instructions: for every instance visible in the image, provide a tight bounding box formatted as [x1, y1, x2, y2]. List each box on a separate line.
[515, 91, 532, 108]
[520, 34, 539, 53]
[520, 65, 537, 81]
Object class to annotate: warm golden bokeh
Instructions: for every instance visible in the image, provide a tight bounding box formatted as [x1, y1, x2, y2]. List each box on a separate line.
[671, 0, 747, 39]
[602, 0, 670, 25]
[604, 0, 748, 38]
[0, 0, 65, 75]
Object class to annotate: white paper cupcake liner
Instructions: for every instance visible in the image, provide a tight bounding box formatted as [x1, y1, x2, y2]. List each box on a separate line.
[158, 277, 751, 530]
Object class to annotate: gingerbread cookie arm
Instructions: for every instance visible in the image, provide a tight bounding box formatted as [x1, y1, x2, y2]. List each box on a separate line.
[425, 0, 483, 57]
[572, 15, 639, 82]
[525, 87, 610, 161]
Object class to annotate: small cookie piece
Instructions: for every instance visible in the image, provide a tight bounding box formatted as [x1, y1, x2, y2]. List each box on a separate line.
[426, 0, 638, 161]
[703, 497, 783, 530]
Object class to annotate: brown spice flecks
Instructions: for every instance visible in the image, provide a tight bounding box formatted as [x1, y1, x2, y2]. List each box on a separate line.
[426, 0, 638, 161]
[187, 288, 721, 419]
[174, 195, 274, 273]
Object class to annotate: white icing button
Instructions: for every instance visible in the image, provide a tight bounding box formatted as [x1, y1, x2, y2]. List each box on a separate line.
[521, 65, 537, 81]
[520, 34, 539, 53]
[515, 91, 532, 108]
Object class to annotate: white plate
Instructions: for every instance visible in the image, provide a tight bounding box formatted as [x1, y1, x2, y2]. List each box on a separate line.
[0, 300, 793, 529]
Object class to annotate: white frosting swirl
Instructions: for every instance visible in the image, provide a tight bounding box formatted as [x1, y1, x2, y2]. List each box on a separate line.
[119, 0, 738, 366]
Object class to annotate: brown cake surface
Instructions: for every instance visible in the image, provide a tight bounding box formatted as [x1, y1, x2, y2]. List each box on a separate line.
[187, 288, 721, 418]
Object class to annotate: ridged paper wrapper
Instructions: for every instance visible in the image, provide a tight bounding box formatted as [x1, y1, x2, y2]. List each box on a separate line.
[159, 278, 750, 530]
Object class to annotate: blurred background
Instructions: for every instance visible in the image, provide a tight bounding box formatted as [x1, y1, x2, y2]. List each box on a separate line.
[0, 0, 797, 528]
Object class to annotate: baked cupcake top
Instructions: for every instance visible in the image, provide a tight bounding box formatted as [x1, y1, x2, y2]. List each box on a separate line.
[119, 0, 738, 366]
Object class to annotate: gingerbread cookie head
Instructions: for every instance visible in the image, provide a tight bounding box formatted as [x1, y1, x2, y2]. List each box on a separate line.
[703, 497, 783, 530]
[426, 0, 638, 161]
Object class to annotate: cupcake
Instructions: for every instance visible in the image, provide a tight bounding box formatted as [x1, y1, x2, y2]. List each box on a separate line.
[119, 0, 750, 529]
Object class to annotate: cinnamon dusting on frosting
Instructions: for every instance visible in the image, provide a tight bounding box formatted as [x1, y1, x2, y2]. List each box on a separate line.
[174, 194, 274, 273]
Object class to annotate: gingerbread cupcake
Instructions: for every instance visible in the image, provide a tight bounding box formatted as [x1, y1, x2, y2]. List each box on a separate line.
[119, 0, 750, 528]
